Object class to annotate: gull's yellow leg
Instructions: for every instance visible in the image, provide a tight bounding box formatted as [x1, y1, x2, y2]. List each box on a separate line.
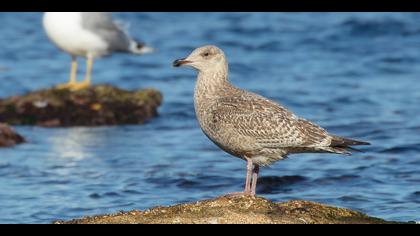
[70, 55, 94, 91]
[56, 56, 78, 89]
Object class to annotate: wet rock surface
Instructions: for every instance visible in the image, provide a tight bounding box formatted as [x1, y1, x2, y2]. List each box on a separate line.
[0, 85, 163, 127]
[0, 123, 25, 147]
[54, 196, 403, 224]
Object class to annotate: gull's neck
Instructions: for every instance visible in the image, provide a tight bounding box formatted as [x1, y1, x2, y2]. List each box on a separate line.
[195, 64, 231, 100]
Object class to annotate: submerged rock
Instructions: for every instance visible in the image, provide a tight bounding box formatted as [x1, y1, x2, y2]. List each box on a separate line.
[54, 196, 401, 224]
[0, 85, 163, 127]
[0, 123, 25, 147]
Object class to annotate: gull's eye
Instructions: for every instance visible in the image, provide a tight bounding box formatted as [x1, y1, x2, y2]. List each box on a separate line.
[203, 52, 210, 57]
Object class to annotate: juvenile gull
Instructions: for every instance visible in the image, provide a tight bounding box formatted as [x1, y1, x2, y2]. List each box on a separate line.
[43, 12, 154, 91]
[173, 45, 370, 196]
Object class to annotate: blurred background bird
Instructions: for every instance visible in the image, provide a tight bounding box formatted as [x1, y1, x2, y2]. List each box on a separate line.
[43, 12, 154, 91]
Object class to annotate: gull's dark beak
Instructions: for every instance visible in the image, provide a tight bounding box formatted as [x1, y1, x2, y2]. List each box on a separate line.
[173, 58, 192, 67]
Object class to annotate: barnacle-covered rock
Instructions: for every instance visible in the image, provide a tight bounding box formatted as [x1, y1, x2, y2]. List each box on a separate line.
[55, 196, 402, 224]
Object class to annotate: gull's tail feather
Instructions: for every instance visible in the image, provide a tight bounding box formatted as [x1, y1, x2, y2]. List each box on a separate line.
[328, 136, 370, 155]
[113, 19, 154, 55]
[129, 40, 154, 55]
[331, 136, 371, 146]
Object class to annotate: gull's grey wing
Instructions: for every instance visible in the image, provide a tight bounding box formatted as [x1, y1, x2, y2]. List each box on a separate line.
[81, 12, 131, 52]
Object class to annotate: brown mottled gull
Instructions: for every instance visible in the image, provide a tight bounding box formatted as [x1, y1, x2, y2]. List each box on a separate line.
[173, 45, 370, 197]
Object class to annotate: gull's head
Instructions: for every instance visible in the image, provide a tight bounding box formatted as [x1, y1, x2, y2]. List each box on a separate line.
[173, 45, 226, 72]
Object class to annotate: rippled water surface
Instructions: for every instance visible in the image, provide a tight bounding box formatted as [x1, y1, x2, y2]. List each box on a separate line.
[0, 12, 419, 223]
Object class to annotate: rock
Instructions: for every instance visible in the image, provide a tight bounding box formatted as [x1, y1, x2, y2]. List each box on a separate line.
[0, 85, 163, 127]
[54, 196, 403, 224]
[0, 123, 25, 147]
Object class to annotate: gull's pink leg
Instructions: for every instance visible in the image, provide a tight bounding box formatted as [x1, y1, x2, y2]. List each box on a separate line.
[251, 164, 260, 196]
[225, 158, 253, 197]
[244, 158, 253, 193]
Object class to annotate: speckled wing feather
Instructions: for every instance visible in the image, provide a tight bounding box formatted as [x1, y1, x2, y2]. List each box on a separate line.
[209, 91, 332, 151]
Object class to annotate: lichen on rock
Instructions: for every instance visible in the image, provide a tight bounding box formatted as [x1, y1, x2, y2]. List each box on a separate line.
[0, 85, 163, 127]
[54, 196, 403, 224]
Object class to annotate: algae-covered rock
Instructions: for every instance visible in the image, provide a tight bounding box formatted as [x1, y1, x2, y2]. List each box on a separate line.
[0, 123, 25, 147]
[54, 196, 402, 224]
[0, 85, 163, 127]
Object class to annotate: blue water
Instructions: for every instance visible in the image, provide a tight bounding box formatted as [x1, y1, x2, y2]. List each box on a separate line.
[0, 12, 419, 223]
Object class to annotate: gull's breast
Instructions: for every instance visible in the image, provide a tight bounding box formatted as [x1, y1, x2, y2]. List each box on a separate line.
[43, 12, 108, 57]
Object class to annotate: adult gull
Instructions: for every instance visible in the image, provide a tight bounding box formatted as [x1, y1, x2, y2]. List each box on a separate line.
[43, 12, 153, 91]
